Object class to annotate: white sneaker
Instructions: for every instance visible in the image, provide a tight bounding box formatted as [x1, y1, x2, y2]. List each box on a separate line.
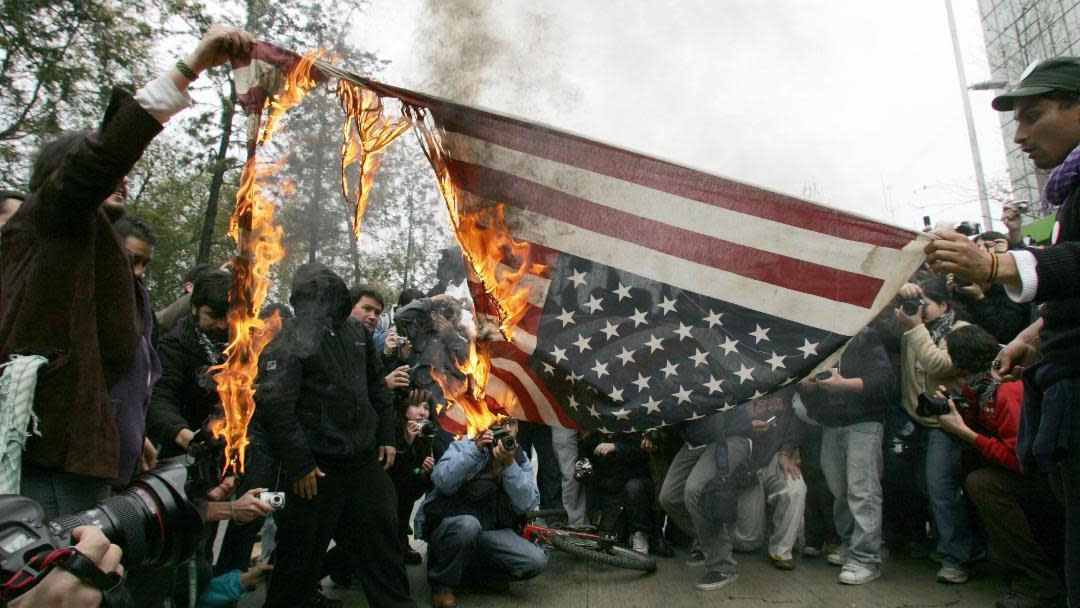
[839, 563, 880, 585]
[827, 546, 847, 566]
[630, 531, 650, 554]
[936, 566, 969, 584]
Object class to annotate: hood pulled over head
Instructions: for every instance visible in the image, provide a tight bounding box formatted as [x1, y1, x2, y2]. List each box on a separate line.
[289, 263, 352, 328]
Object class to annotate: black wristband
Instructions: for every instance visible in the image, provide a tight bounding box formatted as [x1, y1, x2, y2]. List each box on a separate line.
[59, 549, 123, 594]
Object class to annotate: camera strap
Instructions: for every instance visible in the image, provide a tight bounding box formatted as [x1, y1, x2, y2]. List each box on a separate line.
[1, 547, 128, 606]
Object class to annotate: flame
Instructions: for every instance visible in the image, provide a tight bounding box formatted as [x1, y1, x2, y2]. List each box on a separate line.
[404, 105, 535, 435]
[211, 53, 321, 475]
[337, 81, 411, 236]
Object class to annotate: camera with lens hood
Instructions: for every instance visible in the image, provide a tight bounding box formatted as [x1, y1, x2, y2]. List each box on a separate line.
[0, 456, 206, 593]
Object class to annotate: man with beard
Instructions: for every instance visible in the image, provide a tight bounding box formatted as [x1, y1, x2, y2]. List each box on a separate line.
[146, 268, 231, 453]
[0, 26, 255, 516]
[256, 263, 413, 608]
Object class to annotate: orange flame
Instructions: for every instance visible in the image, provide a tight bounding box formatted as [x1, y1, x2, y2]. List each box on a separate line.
[211, 53, 321, 474]
[337, 81, 411, 236]
[404, 105, 535, 434]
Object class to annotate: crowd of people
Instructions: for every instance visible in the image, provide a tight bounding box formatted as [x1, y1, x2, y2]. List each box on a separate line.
[0, 23, 1078, 608]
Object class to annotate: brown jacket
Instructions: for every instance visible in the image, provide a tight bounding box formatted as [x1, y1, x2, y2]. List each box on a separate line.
[0, 89, 162, 480]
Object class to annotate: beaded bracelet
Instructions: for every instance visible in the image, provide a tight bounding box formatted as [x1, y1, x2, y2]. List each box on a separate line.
[175, 60, 198, 81]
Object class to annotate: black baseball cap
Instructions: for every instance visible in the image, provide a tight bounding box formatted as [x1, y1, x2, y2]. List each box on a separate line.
[992, 57, 1080, 111]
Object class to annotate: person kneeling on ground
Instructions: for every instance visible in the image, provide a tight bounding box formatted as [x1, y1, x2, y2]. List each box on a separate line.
[934, 325, 1066, 608]
[416, 419, 547, 608]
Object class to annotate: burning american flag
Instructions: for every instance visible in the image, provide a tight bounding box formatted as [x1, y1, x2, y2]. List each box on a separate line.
[224, 42, 927, 448]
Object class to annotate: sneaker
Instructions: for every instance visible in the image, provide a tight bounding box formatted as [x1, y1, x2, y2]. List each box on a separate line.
[630, 531, 650, 555]
[301, 591, 344, 608]
[802, 545, 823, 558]
[771, 556, 795, 571]
[839, 563, 880, 585]
[686, 541, 706, 567]
[936, 566, 969, 584]
[827, 546, 847, 566]
[695, 570, 738, 591]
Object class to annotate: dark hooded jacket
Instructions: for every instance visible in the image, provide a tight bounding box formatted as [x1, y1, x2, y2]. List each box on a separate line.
[146, 314, 226, 458]
[254, 263, 396, 482]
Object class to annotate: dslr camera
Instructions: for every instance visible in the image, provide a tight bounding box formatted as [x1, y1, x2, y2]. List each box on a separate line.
[916, 391, 969, 418]
[0, 457, 205, 595]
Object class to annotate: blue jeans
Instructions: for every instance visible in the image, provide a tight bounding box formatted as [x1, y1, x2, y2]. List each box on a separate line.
[924, 428, 972, 569]
[820, 422, 884, 570]
[426, 515, 548, 590]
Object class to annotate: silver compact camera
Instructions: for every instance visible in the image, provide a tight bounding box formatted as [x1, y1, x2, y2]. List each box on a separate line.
[258, 491, 285, 510]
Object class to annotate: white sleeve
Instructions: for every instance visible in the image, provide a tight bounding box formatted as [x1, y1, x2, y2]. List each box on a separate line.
[1003, 249, 1039, 303]
[132, 74, 192, 125]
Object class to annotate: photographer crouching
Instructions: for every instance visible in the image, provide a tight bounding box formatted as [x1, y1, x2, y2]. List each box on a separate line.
[416, 419, 547, 608]
[930, 325, 1065, 608]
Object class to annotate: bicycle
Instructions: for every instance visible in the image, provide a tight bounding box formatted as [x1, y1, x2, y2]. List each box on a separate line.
[521, 509, 657, 572]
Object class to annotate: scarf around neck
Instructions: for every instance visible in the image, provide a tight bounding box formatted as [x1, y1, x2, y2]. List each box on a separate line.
[1044, 143, 1080, 205]
[926, 308, 957, 344]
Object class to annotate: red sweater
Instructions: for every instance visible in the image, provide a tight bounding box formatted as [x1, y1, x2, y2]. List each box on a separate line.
[963, 381, 1022, 473]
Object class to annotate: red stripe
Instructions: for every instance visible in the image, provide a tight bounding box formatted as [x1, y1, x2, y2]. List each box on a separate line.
[432, 108, 916, 250]
[449, 160, 883, 309]
[490, 342, 579, 429]
[436, 412, 468, 436]
[490, 367, 545, 424]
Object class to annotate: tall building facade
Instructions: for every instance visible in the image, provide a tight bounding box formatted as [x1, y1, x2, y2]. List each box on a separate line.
[979, 0, 1080, 217]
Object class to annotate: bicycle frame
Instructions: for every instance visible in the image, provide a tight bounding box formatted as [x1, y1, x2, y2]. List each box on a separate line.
[521, 522, 614, 547]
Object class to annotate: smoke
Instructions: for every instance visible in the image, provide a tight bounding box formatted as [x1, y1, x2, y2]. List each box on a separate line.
[412, 0, 580, 114]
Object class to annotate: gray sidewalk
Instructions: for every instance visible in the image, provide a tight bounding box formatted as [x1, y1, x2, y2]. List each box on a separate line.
[240, 545, 1007, 607]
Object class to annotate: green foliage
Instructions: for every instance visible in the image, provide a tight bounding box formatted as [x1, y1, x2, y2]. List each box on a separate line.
[0, 0, 160, 188]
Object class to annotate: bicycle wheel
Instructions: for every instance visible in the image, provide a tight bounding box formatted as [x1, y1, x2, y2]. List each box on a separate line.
[551, 533, 657, 572]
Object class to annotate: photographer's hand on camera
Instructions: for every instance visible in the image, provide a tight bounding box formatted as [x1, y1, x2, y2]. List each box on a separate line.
[474, 430, 494, 455]
[404, 419, 422, 446]
[492, 441, 516, 467]
[292, 466, 325, 500]
[9, 527, 123, 608]
[383, 327, 401, 357]
[947, 273, 986, 301]
[385, 365, 410, 391]
[229, 488, 274, 524]
[895, 301, 924, 329]
[933, 387, 978, 443]
[993, 319, 1042, 382]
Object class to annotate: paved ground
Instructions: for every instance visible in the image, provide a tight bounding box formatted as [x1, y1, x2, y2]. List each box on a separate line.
[239, 544, 1008, 607]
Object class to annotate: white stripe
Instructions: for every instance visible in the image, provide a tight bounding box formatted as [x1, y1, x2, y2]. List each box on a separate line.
[491, 358, 567, 427]
[485, 375, 525, 420]
[233, 59, 286, 98]
[476, 198, 923, 335]
[477, 313, 540, 355]
[442, 131, 910, 280]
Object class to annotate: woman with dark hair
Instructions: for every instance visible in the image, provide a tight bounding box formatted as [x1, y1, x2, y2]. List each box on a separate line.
[896, 276, 974, 585]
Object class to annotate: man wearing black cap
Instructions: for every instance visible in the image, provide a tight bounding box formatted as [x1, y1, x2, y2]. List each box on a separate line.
[925, 57, 1080, 608]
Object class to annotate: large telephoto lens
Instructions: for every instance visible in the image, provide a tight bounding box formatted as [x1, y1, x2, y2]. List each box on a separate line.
[48, 457, 203, 567]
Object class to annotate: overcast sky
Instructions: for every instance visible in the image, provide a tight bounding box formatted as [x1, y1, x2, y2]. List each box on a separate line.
[347, 0, 1013, 234]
